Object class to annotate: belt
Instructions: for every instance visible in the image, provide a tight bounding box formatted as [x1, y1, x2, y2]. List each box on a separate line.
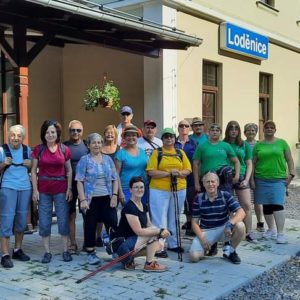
[39, 176, 66, 181]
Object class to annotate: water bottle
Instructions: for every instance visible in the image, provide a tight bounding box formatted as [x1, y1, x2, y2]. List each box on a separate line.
[102, 230, 110, 247]
[223, 241, 231, 257]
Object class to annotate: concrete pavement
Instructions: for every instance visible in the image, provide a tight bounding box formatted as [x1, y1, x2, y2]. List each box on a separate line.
[0, 214, 299, 300]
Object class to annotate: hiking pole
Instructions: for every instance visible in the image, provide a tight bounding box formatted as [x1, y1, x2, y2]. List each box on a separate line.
[171, 175, 182, 262]
[76, 238, 157, 284]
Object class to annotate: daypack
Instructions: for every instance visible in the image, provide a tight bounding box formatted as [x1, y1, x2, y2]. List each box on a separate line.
[0, 144, 30, 186]
[156, 147, 183, 167]
[37, 143, 66, 160]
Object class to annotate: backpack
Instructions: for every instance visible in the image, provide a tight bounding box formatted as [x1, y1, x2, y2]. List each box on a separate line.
[156, 147, 183, 167]
[0, 144, 30, 186]
[37, 143, 66, 160]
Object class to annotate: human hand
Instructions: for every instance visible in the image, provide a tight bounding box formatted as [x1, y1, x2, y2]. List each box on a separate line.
[4, 157, 12, 166]
[22, 159, 32, 168]
[232, 176, 239, 184]
[80, 200, 89, 213]
[239, 179, 248, 188]
[224, 222, 233, 238]
[198, 233, 210, 252]
[32, 190, 39, 202]
[66, 189, 73, 202]
[110, 195, 118, 208]
[159, 228, 170, 239]
[170, 169, 180, 177]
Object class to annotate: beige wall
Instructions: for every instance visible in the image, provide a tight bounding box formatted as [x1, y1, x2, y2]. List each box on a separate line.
[177, 12, 300, 168]
[28, 44, 144, 144]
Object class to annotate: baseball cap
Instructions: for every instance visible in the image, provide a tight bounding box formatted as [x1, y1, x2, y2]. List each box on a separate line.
[144, 119, 157, 127]
[120, 106, 133, 114]
[191, 117, 204, 126]
[161, 127, 176, 138]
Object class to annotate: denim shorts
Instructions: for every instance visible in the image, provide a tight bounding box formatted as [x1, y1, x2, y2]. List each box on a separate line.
[0, 188, 32, 237]
[38, 193, 70, 237]
[116, 235, 138, 265]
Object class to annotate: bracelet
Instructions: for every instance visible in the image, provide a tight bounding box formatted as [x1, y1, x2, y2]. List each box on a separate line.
[289, 173, 295, 178]
[158, 228, 165, 238]
[80, 199, 87, 203]
[112, 193, 118, 196]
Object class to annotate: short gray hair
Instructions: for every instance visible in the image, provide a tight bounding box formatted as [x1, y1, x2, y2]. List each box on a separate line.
[244, 123, 258, 133]
[8, 125, 26, 139]
[86, 133, 103, 145]
[202, 172, 219, 183]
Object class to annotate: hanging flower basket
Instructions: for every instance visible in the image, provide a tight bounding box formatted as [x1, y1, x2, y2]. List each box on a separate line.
[83, 75, 121, 112]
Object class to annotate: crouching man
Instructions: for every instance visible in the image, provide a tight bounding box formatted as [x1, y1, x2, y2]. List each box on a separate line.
[189, 172, 245, 264]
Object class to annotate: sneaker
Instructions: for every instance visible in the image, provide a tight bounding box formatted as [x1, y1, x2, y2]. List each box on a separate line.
[24, 224, 35, 235]
[206, 242, 218, 256]
[155, 250, 168, 258]
[263, 229, 277, 240]
[41, 252, 52, 264]
[246, 232, 258, 244]
[256, 222, 265, 232]
[143, 261, 167, 272]
[1, 255, 13, 268]
[276, 234, 287, 244]
[87, 252, 101, 265]
[12, 249, 30, 261]
[223, 251, 241, 264]
[62, 251, 73, 262]
[124, 261, 136, 271]
[167, 247, 184, 253]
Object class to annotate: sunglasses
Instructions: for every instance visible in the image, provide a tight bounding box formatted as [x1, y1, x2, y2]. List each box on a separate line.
[163, 134, 175, 139]
[121, 112, 131, 116]
[179, 124, 189, 128]
[70, 128, 82, 133]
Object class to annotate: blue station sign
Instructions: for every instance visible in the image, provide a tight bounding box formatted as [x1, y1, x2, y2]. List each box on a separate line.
[220, 22, 268, 60]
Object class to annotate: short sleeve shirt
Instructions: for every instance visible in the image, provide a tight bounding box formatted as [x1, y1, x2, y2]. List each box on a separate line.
[117, 201, 148, 238]
[229, 142, 252, 176]
[32, 144, 71, 194]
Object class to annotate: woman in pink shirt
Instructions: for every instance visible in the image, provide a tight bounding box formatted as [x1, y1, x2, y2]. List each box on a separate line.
[31, 120, 73, 264]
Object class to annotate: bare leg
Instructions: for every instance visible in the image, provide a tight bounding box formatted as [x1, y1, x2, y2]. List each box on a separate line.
[69, 211, 77, 247]
[264, 214, 276, 231]
[254, 204, 264, 223]
[236, 189, 252, 234]
[273, 210, 285, 234]
[14, 232, 24, 249]
[42, 236, 51, 253]
[61, 235, 69, 252]
[231, 222, 245, 249]
[1, 237, 10, 255]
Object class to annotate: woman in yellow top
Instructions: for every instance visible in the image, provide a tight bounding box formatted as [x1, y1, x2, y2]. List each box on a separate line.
[147, 128, 191, 256]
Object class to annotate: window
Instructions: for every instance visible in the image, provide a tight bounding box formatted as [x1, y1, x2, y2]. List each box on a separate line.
[0, 52, 18, 144]
[259, 73, 273, 138]
[256, 0, 279, 13]
[259, 0, 275, 6]
[202, 62, 221, 126]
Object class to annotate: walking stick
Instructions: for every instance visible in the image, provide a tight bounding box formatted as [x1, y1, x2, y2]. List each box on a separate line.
[171, 175, 183, 262]
[76, 238, 156, 284]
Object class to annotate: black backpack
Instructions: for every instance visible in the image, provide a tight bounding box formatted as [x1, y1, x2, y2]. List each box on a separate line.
[156, 147, 183, 167]
[37, 143, 66, 160]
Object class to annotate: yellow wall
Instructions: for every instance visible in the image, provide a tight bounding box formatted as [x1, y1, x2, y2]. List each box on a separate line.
[177, 11, 300, 168]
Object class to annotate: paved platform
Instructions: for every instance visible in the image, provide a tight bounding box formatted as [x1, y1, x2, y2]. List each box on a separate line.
[0, 214, 299, 300]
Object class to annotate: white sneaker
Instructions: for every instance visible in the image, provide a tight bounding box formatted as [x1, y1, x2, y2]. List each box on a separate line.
[246, 232, 258, 244]
[276, 234, 287, 244]
[87, 252, 101, 265]
[262, 229, 277, 240]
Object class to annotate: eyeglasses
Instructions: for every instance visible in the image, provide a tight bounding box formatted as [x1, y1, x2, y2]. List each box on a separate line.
[121, 112, 131, 116]
[70, 128, 82, 133]
[132, 185, 145, 190]
[163, 134, 175, 139]
[178, 124, 189, 128]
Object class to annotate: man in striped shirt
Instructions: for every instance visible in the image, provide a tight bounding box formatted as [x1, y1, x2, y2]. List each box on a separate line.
[189, 172, 245, 264]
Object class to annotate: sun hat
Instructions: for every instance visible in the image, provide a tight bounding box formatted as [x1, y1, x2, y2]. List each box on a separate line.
[122, 125, 141, 138]
[191, 117, 204, 126]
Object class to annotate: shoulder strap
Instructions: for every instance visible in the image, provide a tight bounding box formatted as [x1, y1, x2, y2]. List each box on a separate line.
[157, 147, 183, 167]
[22, 144, 29, 160]
[60, 143, 66, 159]
[143, 136, 160, 149]
[2, 144, 12, 158]
[38, 144, 46, 160]
[157, 147, 163, 167]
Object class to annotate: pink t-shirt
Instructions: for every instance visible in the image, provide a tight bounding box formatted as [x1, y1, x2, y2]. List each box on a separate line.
[32, 144, 71, 194]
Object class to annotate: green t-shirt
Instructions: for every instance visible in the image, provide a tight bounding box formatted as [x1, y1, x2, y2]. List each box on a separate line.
[229, 142, 252, 176]
[253, 139, 289, 179]
[193, 140, 236, 176]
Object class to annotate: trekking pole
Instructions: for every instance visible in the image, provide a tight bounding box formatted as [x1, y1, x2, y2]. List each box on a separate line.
[171, 175, 182, 262]
[76, 238, 157, 284]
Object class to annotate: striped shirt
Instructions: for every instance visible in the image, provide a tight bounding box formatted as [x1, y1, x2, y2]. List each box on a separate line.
[192, 191, 241, 229]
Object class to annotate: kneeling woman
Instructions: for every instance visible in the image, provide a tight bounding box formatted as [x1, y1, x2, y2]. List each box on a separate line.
[116, 177, 170, 272]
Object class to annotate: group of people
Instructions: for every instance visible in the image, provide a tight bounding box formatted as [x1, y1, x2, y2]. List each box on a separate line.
[0, 105, 295, 272]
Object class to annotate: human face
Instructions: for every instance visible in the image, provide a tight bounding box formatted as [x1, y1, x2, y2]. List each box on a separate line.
[162, 134, 175, 146]
[244, 127, 257, 141]
[88, 138, 103, 154]
[69, 123, 83, 142]
[45, 125, 57, 144]
[9, 128, 23, 149]
[192, 123, 204, 135]
[130, 181, 145, 198]
[143, 125, 156, 140]
[178, 122, 190, 136]
[104, 129, 115, 142]
[124, 132, 138, 146]
[208, 126, 221, 141]
[120, 112, 133, 125]
[263, 125, 276, 138]
[203, 175, 219, 195]
[228, 125, 239, 139]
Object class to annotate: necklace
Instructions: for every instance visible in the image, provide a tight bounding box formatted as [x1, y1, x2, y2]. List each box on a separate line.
[132, 199, 143, 211]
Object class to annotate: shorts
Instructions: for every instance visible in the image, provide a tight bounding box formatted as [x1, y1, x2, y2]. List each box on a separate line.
[0, 188, 32, 237]
[190, 225, 226, 254]
[233, 175, 250, 190]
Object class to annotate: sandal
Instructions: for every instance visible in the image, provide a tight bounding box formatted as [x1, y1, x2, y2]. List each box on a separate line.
[68, 243, 78, 254]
